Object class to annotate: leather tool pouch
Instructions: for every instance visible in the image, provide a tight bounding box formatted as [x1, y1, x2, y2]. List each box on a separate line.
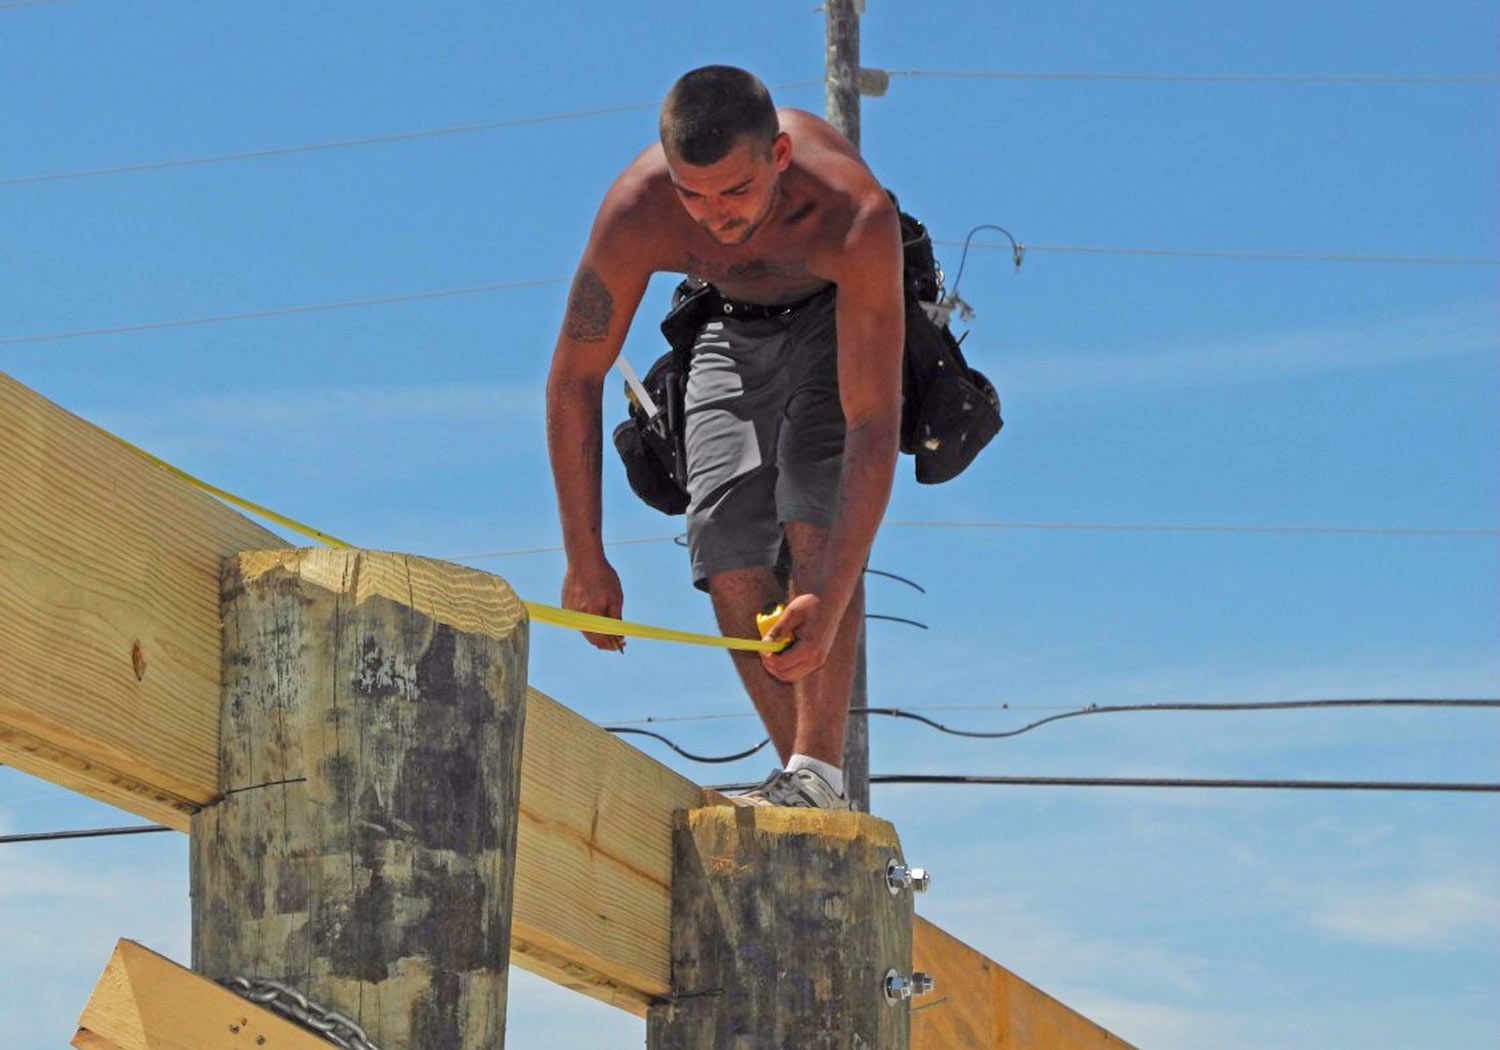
[610, 279, 713, 515]
[895, 206, 1004, 484]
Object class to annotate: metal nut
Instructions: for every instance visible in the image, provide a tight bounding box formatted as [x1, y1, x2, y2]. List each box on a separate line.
[884, 969, 937, 1004]
[886, 857, 932, 894]
[884, 968, 912, 1003]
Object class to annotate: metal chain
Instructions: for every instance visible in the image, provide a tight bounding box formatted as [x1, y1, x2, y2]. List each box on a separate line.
[220, 976, 383, 1050]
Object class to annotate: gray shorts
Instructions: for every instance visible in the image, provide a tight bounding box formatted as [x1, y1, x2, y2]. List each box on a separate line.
[683, 286, 845, 591]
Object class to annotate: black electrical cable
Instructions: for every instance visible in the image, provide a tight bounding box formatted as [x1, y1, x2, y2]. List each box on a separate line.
[862, 568, 926, 594]
[948, 224, 1024, 299]
[607, 698, 1500, 763]
[600, 727, 771, 764]
[0, 824, 171, 845]
[857, 697, 1500, 740]
[863, 614, 930, 630]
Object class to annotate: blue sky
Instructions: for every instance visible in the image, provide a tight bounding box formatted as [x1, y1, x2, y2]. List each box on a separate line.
[2, 2, 1497, 1048]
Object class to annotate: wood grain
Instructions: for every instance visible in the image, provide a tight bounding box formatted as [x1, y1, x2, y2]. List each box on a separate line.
[73, 939, 334, 1050]
[191, 549, 527, 1049]
[646, 806, 914, 1049]
[0, 369, 279, 813]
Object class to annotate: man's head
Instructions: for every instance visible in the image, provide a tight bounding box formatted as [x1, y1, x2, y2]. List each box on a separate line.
[660, 65, 792, 245]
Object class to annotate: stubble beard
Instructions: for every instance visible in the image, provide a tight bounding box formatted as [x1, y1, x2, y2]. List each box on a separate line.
[710, 179, 782, 246]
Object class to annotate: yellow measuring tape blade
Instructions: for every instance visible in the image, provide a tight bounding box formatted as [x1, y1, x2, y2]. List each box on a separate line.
[523, 602, 783, 653]
[104, 425, 784, 653]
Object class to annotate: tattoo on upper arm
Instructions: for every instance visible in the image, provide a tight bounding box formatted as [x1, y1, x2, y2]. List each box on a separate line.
[565, 266, 614, 342]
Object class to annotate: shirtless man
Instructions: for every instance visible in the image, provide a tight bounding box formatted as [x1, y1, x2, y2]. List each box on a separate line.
[544, 65, 903, 810]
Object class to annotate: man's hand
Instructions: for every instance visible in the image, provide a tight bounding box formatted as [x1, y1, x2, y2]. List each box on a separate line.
[562, 558, 626, 652]
[760, 593, 836, 682]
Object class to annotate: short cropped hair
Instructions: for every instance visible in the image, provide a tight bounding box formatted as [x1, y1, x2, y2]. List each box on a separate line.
[659, 66, 779, 166]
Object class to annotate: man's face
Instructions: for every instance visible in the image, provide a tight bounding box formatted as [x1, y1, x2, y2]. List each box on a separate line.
[666, 132, 791, 246]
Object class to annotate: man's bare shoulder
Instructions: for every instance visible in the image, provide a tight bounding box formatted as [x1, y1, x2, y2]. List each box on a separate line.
[598, 143, 677, 226]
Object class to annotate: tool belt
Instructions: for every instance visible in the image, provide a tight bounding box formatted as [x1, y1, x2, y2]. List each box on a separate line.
[895, 205, 1004, 484]
[609, 279, 710, 516]
[613, 200, 1004, 515]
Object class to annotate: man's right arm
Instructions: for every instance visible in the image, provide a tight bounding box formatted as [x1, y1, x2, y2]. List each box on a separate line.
[544, 184, 652, 649]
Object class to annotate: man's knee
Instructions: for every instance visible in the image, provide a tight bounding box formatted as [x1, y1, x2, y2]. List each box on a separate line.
[707, 566, 785, 619]
[782, 521, 830, 586]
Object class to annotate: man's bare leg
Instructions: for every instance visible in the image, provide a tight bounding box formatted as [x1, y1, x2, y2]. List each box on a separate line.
[706, 566, 798, 765]
[783, 521, 865, 767]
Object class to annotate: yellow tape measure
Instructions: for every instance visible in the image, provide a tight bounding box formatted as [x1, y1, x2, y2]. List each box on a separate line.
[103, 426, 786, 653]
[754, 603, 795, 652]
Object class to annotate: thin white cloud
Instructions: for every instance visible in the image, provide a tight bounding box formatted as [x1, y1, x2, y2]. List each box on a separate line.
[1310, 879, 1500, 948]
[932, 889, 1215, 996]
[87, 381, 544, 436]
[1001, 301, 1497, 399]
[1061, 990, 1220, 1050]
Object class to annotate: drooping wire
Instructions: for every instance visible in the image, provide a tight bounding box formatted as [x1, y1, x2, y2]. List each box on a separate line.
[606, 698, 1499, 763]
[862, 568, 926, 594]
[858, 697, 1500, 740]
[947, 225, 1025, 302]
[599, 727, 770, 764]
[864, 614, 929, 631]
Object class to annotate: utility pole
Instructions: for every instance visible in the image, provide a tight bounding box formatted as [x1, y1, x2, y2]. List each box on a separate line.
[824, 0, 870, 813]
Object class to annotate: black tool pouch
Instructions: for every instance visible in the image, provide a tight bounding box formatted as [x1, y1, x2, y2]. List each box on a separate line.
[895, 206, 1004, 484]
[611, 279, 715, 516]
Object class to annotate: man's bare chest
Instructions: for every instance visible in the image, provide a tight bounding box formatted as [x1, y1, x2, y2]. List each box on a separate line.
[675, 249, 832, 305]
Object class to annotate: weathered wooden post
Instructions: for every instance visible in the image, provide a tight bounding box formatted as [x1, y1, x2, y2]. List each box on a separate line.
[646, 807, 925, 1049]
[190, 548, 528, 1049]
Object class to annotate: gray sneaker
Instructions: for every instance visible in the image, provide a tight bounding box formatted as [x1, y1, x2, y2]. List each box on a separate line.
[730, 768, 789, 808]
[763, 768, 852, 811]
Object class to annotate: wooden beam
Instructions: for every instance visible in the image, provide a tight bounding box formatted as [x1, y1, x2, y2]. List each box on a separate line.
[7, 368, 1127, 1048]
[912, 919, 1137, 1049]
[73, 939, 335, 1050]
[0, 369, 280, 821]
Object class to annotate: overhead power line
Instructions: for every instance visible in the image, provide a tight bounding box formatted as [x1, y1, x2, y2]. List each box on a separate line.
[884, 519, 1500, 538]
[13, 766, 1498, 846]
[0, 81, 822, 188]
[711, 774, 1500, 793]
[609, 698, 1500, 762]
[887, 68, 1500, 86]
[936, 239, 1500, 267]
[11, 227, 1498, 348]
[0, 277, 569, 348]
[859, 698, 1500, 741]
[450, 535, 678, 561]
[448, 517, 1497, 563]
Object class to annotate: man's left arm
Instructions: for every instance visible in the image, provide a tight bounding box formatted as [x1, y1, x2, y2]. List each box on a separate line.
[763, 194, 904, 681]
